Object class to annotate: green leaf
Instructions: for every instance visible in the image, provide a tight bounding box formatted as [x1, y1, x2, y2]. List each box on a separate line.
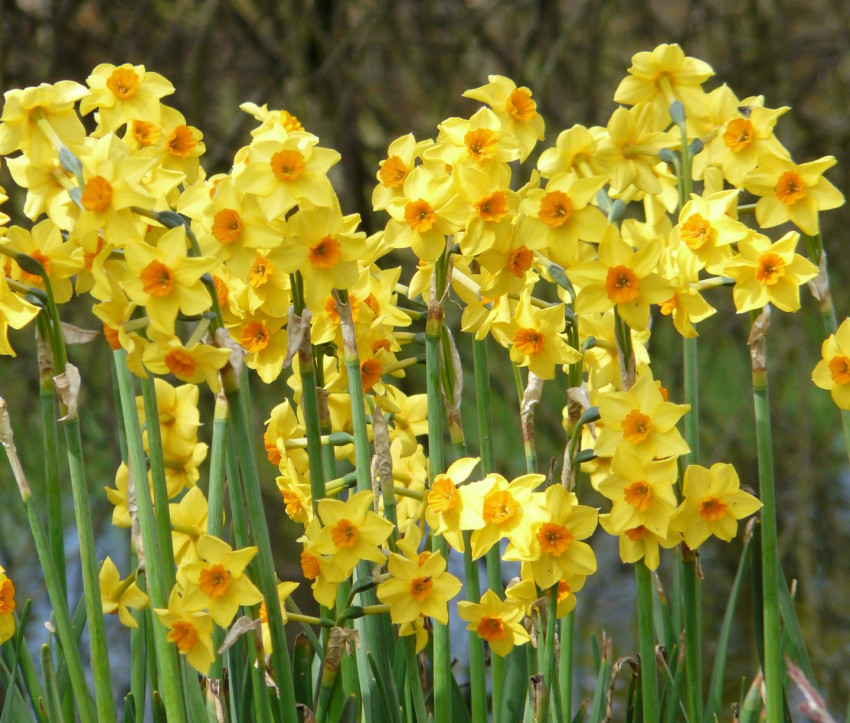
[497, 647, 528, 723]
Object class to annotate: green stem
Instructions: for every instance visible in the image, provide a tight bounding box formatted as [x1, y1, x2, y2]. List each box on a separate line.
[223, 375, 298, 723]
[0, 400, 96, 722]
[114, 350, 188, 723]
[539, 585, 562, 723]
[682, 555, 702, 723]
[749, 310, 783, 723]
[559, 613, 574, 722]
[140, 376, 177, 589]
[473, 337, 504, 716]
[427, 249, 452, 723]
[462, 532, 487, 723]
[636, 561, 659, 723]
[36, 320, 65, 602]
[206, 393, 228, 682]
[335, 288, 396, 723]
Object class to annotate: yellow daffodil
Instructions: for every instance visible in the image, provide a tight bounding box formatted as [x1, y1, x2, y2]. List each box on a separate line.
[596, 104, 674, 195]
[594, 370, 690, 459]
[670, 463, 761, 548]
[596, 446, 679, 538]
[0, 81, 88, 163]
[491, 293, 581, 380]
[744, 155, 844, 236]
[515, 172, 609, 269]
[377, 545, 462, 625]
[537, 124, 606, 180]
[458, 589, 530, 656]
[81, 63, 175, 133]
[312, 489, 395, 577]
[123, 225, 219, 334]
[505, 484, 598, 589]
[385, 166, 469, 262]
[169, 486, 209, 564]
[598, 520, 680, 570]
[813, 318, 850, 410]
[468, 472, 547, 560]
[276, 459, 313, 525]
[425, 456, 484, 552]
[657, 252, 716, 338]
[724, 230, 818, 313]
[141, 329, 230, 394]
[0, 274, 40, 357]
[614, 43, 714, 123]
[99, 557, 149, 628]
[0, 566, 16, 644]
[2, 218, 84, 303]
[299, 520, 349, 608]
[179, 535, 263, 627]
[372, 133, 434, 211]
[235, 127, 340, 220]
[155, 585, 215, 675]
[463, 75, 545, 160]
[670, 190, 749, 274]
[568, 233, 675, 331]
[425, 107, 520, 172]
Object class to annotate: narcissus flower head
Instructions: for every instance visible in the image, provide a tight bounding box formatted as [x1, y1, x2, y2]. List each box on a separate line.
[458, 589, 530, 656]
[813, 318, 850, 410]
[155, 585, 215, 675]
[670, 463, 761, 548]
[99, 557, 149, 628]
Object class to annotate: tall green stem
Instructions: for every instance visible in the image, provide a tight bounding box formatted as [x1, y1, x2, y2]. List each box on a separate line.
[427, 250, 452, 723]
[749, 309, 783, 723]
[114, 351, 188, 723]
[222, 371, 298, 723]
[336, 288, 395, 723]
[636, 561, 660, 723]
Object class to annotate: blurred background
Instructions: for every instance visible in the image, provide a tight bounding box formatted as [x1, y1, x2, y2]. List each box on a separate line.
[1, 0, 850, 715]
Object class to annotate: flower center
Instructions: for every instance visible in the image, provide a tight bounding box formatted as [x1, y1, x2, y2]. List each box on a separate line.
[199, 564, 231, 599]
[301, 551, 320, 580]
[723, 118, 753, 152]
[81, 175, 113, 212]
[538, 191, 573, 228]
[475, 191, 509, 222]
[309, 235, 342, 269]
[698, 496, 728, 522]
[483, 490, 517, 526]
[605, 265, 641, 304]
[331, 519, 359, 548]
[625, 525, 648, 541]
[428, 476, 459, 515]
[0, 578, 15, 614]
[168, 620, 198, 652]
[107, 67, 140, 100]
[507, 88, 536, 122]
[249, 253, 275, 287]
[513, 327, 544, 356]
[140, 260, 174, 297]
[754, 252, 786, 285]
[680, 213, 712, 250]
[409, 576, 433, 602]
[165, 348, 197, 377]
[829, 355, 850, 385]
[557, 581, 572, 604]
[212, 209, 242, 245]
[775, 170, 806, 205]
[241, 321, 270, 353]
[282, 490, 302, 520]
[360, 357, 383, 393]
[19, 249, 51, 284]
[477, 616, 507, 641]
[621, 410, 652, 444]
[465, 128, 498, 161]
[623, 481, 653, 512]
[167, 125, 196, 157]
[378, 156, 409, 189]
[507, 245, 533, 277]
[536, 522, 573, 556]
[132, 119, 161, 147]
[659, 294, 678, 316]
[271, 149, 306, 182]
[404, 198, 437, 233]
